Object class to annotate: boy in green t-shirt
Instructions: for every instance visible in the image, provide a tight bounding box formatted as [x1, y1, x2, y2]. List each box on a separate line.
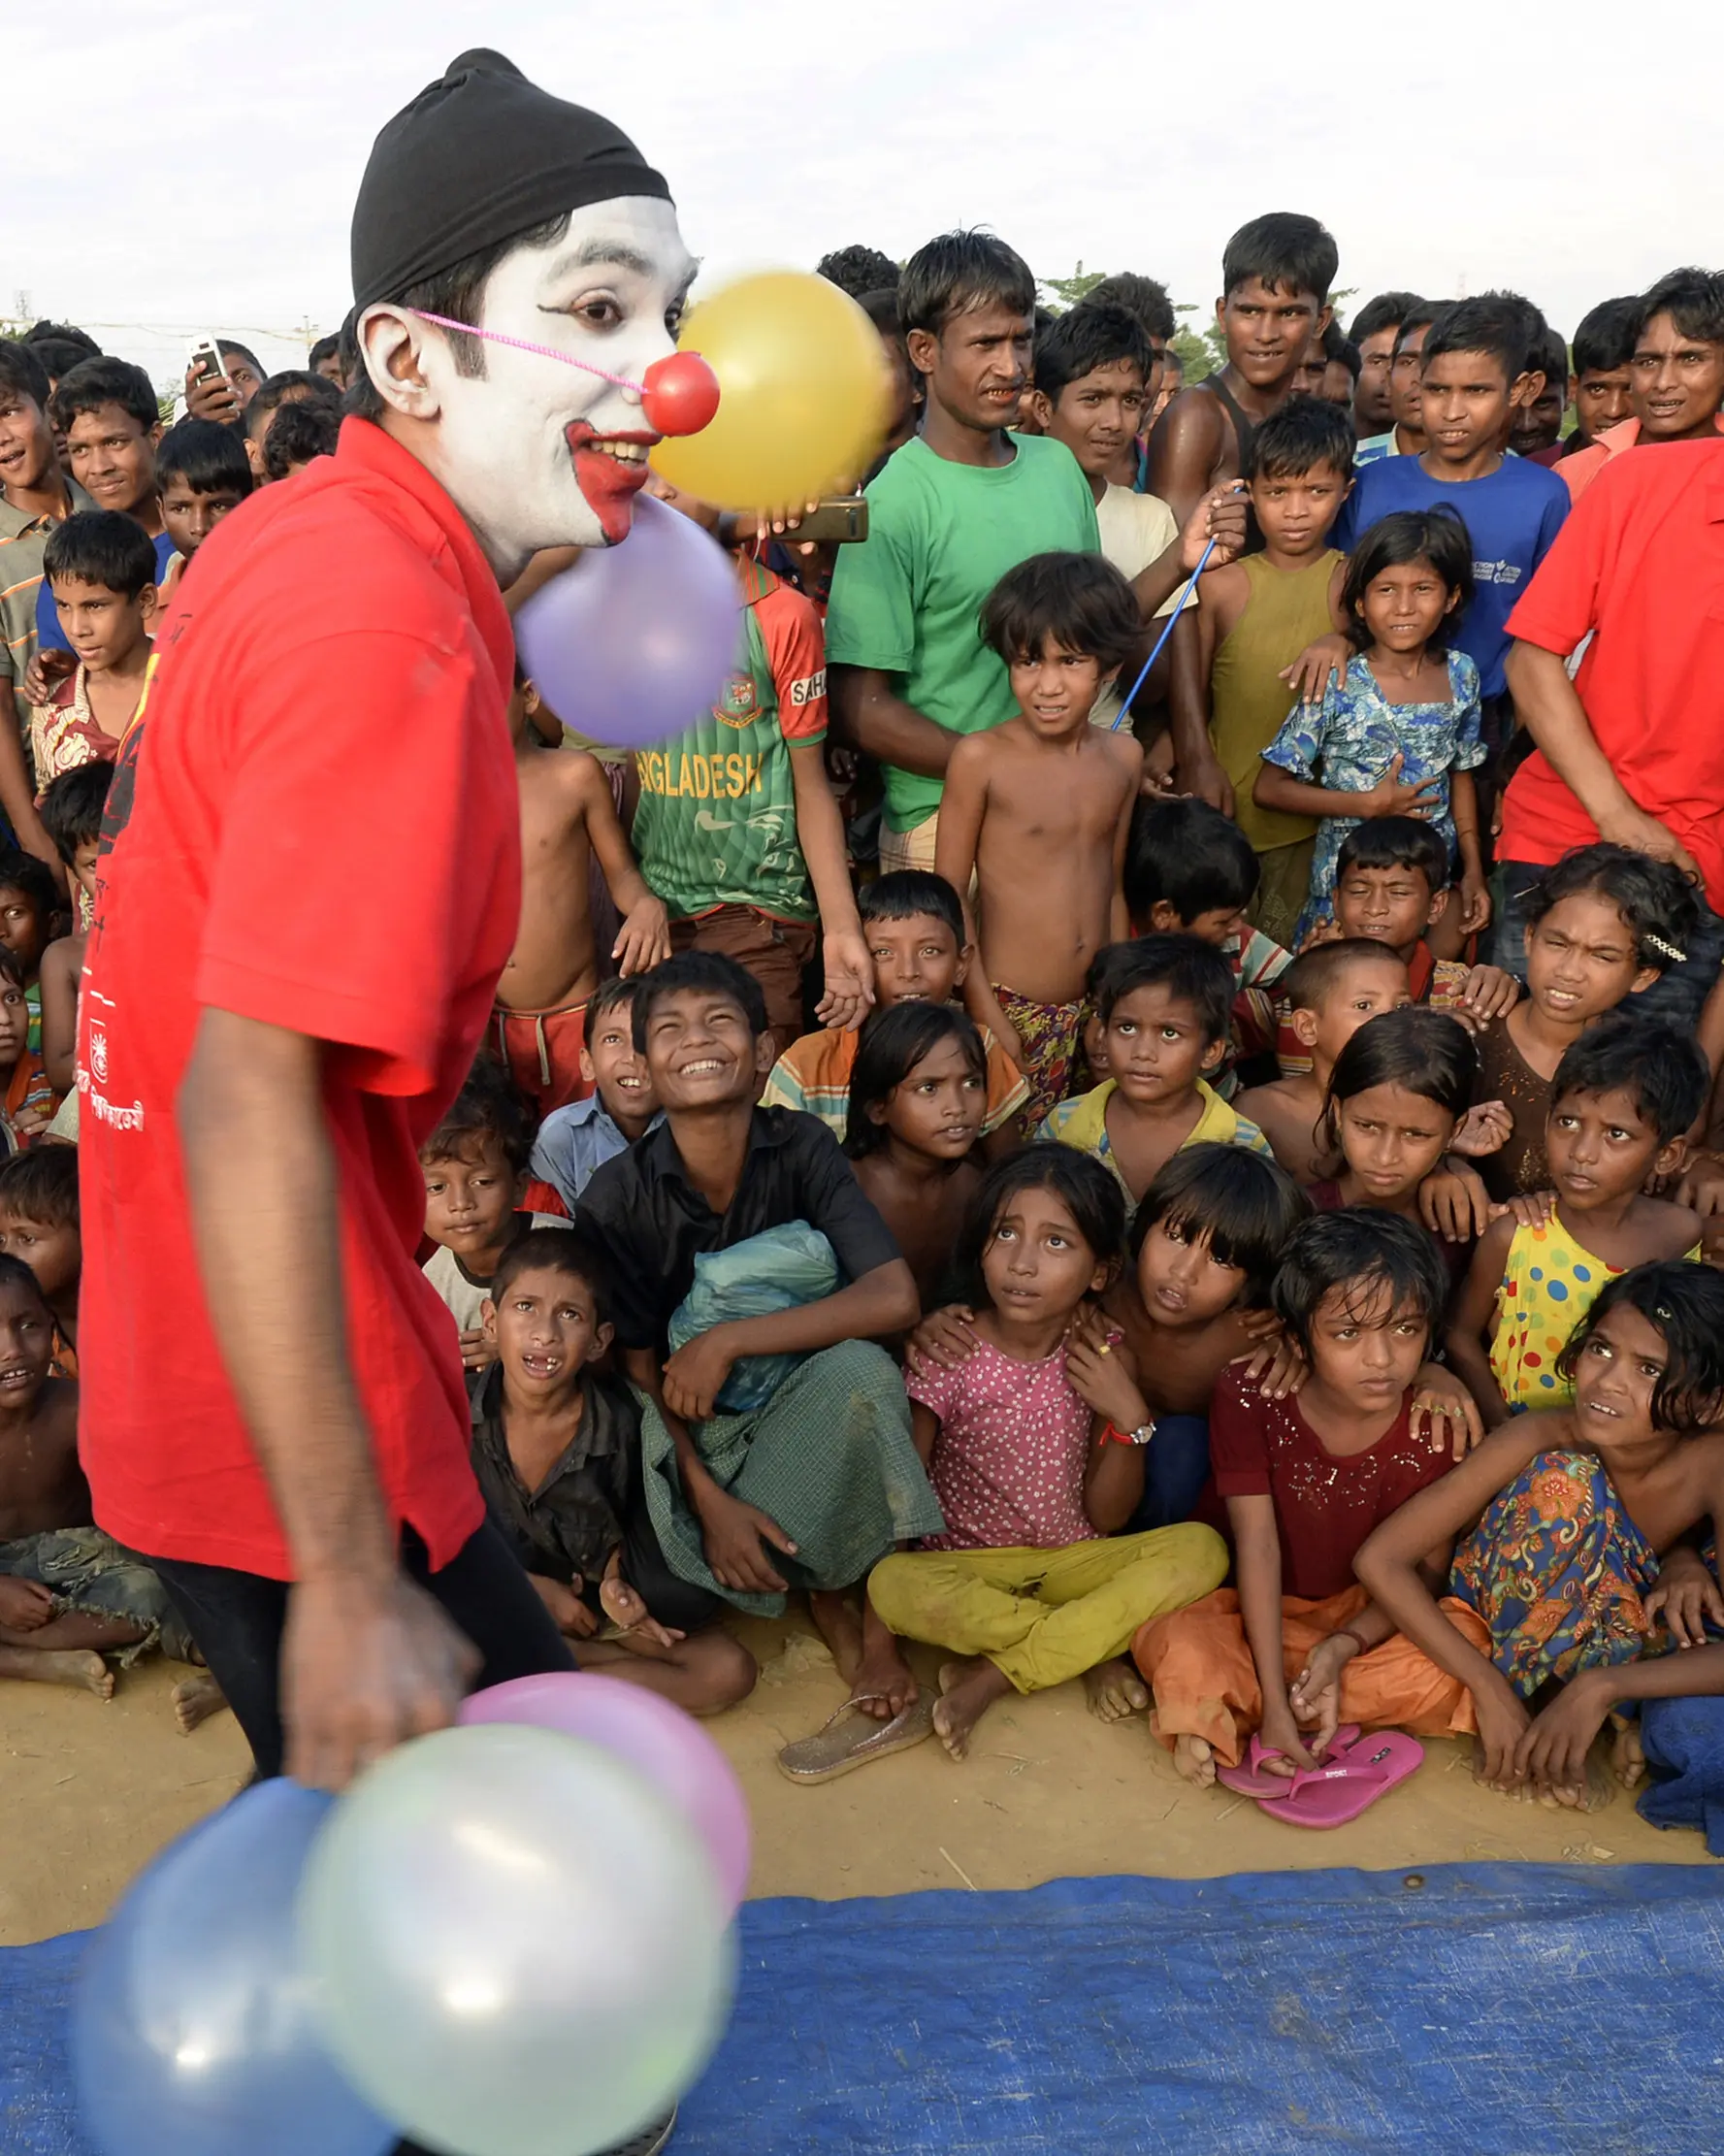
[825, 230, 1101, 872]
[631, 542, 872, 1055]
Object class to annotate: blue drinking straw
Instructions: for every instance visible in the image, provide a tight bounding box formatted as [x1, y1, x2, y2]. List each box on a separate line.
[1109, 534, 1219, 731]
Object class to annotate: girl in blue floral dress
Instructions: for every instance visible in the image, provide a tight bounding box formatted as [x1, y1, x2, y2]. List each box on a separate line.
[1253, 507, 1486, 944]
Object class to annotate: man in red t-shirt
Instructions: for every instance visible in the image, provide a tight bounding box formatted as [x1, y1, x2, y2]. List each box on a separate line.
[1497, 433, 1724, 1031]
[77, 52, 702, 1789]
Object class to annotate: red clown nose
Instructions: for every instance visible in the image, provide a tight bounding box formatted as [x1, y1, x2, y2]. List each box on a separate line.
[642, 351, 722, 438]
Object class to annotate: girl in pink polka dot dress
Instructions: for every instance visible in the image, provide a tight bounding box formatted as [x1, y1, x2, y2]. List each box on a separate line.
[1445, 1015, 1708, 1426]
[867, 1148, 1228, 1761]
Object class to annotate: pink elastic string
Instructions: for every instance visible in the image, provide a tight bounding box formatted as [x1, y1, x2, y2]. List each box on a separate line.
[406, 310, 645, 393]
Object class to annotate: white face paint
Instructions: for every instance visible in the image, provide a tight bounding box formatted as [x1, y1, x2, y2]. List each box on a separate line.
[366, 195, 697, 573]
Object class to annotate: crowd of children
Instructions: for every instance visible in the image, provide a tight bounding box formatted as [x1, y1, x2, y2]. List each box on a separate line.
[3, 212, 1724, 1830]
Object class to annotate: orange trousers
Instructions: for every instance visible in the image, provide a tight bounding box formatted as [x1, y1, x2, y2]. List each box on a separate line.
[1132, 1584, 1490, 1769]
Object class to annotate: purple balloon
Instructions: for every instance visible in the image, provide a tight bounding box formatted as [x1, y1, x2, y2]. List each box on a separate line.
[514, 491, 742, 750]
[459, 1672, 751, 1915]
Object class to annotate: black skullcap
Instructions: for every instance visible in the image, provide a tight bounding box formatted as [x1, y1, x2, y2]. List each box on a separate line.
[350, 49, 671, 310]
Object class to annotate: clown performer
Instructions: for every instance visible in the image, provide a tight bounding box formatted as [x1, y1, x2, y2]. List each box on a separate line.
[75, 54, 701, 1808]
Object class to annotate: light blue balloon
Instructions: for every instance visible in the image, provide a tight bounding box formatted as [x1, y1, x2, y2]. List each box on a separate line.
[74, 1779, 397, 2156]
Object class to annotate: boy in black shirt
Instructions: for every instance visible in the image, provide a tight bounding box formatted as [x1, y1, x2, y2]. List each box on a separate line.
[578, 953, 941, 1718]
[472, 1226, 755, 1715]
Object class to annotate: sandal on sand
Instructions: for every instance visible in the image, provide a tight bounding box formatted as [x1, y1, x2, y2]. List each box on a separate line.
[776, 1693, 936, 1784]
[1255, 1731, 1425, 1829]
[1215, 1725, 1361, 1800]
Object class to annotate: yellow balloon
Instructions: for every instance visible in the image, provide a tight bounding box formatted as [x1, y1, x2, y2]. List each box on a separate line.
[654, 271, 892, 511]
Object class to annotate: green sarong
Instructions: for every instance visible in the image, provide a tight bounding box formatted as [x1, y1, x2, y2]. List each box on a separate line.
[636, 1340, 945, 1615]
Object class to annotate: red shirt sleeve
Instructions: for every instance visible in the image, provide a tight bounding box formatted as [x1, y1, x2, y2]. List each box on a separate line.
[1504, 469, 1614, 656]
[757, 580, 829, 745]
[195, 628, 515, 1096]
[1207, 1367, 1273, 1497]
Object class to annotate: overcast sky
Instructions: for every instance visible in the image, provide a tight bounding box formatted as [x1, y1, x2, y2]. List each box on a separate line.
[6, 0, 1716, 387]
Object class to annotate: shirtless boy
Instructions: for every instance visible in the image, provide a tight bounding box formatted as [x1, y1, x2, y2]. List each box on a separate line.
[1236, 938, 1412, 1182]
[495, 672, 670, 1113]
[935, 551, 1143, 1125]
[1145, 212, 1339, 530]
[0, 1256, 191, 1698]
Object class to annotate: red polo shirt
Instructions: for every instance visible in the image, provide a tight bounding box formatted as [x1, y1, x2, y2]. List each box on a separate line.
[78, 419, 519, 1578]
[1499, 436, 1724, 912]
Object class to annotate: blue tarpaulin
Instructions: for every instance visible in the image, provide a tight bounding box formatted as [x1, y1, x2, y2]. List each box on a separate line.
[8, 1863, 1723, 2156]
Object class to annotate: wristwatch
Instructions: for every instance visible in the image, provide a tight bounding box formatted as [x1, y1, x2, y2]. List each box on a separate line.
[1104, 1419, 1157, 1448]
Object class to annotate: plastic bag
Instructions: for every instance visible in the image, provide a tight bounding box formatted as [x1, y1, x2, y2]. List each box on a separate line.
[667, 1224, 841, 1414]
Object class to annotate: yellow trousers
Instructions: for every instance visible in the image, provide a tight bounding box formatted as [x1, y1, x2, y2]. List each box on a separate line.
[868, 1524, 1227, 1695]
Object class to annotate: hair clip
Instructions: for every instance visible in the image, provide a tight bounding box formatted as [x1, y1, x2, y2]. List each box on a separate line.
[1643, 933, 1687, 964]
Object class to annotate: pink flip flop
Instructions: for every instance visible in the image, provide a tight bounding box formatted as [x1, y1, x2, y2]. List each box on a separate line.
[1215, 1724, 1361, 1799]
[1254, 1730, 1424, 1829]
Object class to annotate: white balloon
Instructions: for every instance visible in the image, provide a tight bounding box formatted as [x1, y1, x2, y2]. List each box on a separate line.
[297, 1724, 734, 2156]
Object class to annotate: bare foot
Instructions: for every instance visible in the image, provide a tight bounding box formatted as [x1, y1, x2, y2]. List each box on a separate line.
[1083, 1657, 1149, 1723]
[1611, 1721, 1645, 1790]
[0, 1646, 113, 1698]
[933, 1657, 1012, 1761]
[810, 1591, 916, 1720]
[807, 1588, 864, 1686]
[1174, 1734, 1217, 1787]
[1475, 1743, 1617, 1812]
[173, 1674, 228, 1735]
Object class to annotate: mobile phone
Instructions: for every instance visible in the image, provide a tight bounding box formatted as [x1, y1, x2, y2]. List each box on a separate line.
[788, 497, 868, 544]
[186, 337, 227, 387]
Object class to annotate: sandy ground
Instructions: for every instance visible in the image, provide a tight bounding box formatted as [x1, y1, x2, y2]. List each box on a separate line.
[0, 1610, 1699, 1946]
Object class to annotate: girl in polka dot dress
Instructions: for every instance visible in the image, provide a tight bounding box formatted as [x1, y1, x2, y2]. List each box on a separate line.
[1446, 1015, 1708, 1427]
[867, 1148, 1228, 1762]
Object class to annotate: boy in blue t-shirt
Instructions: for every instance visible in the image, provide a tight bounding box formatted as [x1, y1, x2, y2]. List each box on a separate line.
[1321, 295, 1568, 837]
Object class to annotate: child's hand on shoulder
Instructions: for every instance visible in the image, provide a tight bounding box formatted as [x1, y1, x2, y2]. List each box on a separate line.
[1411, 1363, 1485, 1459]
[1676, 1153, 1724, 1217]
[1449, 1100, 1511, 1157]
[814, 927, 876, 1033]
[1279, 632, 1350, 707]
[1231, 1319, 1306, 1400]
[612, 894, 672, 976]
[1644, 1546, 1724, 1649]
[1417, 1157, 1492, 1243]
[1457, 964, 1517, 1023]
[458, 1326, 498, 1373]
[1064, 1311, 1148, 1429]
[905, 1304, 980, 1376]
[1487, 1189, 1557, 1231]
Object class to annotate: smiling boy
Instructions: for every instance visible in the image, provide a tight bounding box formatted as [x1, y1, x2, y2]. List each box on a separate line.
[35, 360, 172, 671]
[760, 869, 1030, 1149]
[1146, 212, 1338, 533]
[529, 975, 664, 1211]
[826, 230, 1100, 872]
[577, 952, 941, 1716]
[1560, 270, 1724, 504]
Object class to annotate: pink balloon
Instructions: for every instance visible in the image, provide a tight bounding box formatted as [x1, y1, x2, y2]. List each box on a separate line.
[459, 1673, 751, 1915]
